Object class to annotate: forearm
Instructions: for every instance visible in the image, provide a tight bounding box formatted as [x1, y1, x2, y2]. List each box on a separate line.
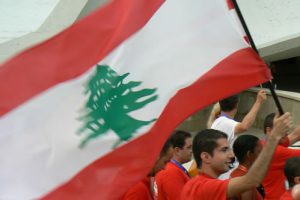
[241, 190, 255, 200]
[239, 101, 262, 131]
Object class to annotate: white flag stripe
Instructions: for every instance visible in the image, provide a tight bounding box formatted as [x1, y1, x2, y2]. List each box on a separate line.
[0, 71, 120, 199]
[101, 0, 248, 120]
[229, 9, 247, 39]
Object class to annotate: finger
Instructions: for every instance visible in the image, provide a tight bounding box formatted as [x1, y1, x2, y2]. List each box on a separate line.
[274, 112, 280, 120]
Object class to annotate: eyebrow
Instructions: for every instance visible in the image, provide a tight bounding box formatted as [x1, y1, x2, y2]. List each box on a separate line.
[219, 146, 230, 151]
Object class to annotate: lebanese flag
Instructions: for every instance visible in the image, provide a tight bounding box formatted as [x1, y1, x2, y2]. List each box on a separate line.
[0, 0, 271, 199]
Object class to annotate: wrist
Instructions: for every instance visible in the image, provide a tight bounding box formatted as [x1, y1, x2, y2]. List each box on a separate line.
[268, 134, 282, 144]
[255, 100, 263, 105]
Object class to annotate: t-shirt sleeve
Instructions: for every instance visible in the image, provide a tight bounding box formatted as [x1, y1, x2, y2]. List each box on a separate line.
[280, 147, 300, 160]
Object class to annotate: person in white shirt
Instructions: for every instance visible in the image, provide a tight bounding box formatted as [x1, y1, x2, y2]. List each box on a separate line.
[210, 90, 267, 179]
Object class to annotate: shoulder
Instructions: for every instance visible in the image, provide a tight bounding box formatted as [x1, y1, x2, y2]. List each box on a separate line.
[155, 163, 182, 180]
[230, 168, 245, 178]
[123, 179, 152, 200]
[279, 190, 293, 200]
[212, 116, 238, 128]
[182, 175, 229, 199]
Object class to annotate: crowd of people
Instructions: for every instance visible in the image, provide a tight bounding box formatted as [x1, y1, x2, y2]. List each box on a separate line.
[122, 90, 300, 200]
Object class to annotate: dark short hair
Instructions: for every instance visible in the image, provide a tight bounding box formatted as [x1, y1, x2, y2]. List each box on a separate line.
[193, 129, 227, 168]
[284, 156, 300, 188]
[264, 113, 275, 134]
[169, 130, 191, 149]
[219, 95, 239, 112]
[233, 135, 260, 163]
[160, 138, 172, 157]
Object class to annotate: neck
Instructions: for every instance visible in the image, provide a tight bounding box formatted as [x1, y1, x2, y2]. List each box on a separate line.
[172, 156, 184, 164]
[200, 165, 219, 179]
[221, 110, 235, 119]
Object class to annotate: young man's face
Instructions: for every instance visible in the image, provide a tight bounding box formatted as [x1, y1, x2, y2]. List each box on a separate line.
[177, 137, 193, 164]
[210, 138, 235, 175]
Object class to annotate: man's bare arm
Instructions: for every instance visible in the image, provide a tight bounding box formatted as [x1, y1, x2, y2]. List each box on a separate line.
[235, 90, 266, 135]
[240, 190, 255, 200]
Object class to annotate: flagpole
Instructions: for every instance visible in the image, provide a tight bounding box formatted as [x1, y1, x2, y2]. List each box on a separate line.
[232, 0, 284, 115]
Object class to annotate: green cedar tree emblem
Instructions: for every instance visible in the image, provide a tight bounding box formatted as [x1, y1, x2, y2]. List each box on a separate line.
[77, 64, 158, 148]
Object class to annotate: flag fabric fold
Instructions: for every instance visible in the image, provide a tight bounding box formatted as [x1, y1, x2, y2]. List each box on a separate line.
[0, 0, 271, 199]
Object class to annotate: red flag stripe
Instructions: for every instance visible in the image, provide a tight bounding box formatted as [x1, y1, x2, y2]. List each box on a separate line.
[244, 35, 250, 44]
[43, 48, 271, 200]
[227, 0, 235, 10]
[0, 0, 164, 117]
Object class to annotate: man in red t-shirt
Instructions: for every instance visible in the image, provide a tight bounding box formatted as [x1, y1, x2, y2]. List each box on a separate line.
[280, 156, 300, 200]
[123, 138, 173, 200]
[155, 131, 192, 200]
[230, 135, 264, 200]
[181, 113, 292, 200]
[263, 113, 300, 200]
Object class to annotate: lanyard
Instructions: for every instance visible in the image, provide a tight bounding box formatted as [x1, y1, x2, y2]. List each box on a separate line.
[171, 159, 190, 176]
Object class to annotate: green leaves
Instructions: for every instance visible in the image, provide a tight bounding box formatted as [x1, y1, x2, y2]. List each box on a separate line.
[78, 65, 158, 148]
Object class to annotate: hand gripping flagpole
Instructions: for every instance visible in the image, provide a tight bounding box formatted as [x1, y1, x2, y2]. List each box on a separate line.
[232, 0, 284, 115]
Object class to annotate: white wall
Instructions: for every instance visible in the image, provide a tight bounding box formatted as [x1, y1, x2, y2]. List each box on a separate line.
[237, 0, 300, 62]
[0, 0, 89, 63]
[0, 0, 60, 43]
[1, 0, 300, 63]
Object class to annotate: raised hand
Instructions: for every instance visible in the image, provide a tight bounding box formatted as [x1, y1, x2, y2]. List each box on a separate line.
[270, 112, 293, 141]
[256, 90, 267, 104]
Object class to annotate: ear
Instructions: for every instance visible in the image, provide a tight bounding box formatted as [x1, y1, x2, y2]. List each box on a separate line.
[246, 151, 255, 163]
[200, 152, 211, 164]
[246, 151, 251, 158]
[266, 127, 272, 135]
[173, 147, 181, 155]
[247, 150, 254, 160]
[294, 176, 300, 184]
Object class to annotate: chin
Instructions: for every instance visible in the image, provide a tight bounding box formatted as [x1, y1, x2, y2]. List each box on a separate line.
[218, 169, 228, 175]
[223, 166, 230, 172]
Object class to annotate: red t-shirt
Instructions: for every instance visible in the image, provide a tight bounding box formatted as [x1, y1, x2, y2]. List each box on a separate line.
[181, 173, 230, 200]
[262, 139, 300, 200]
[230, 165, 263, 200]
[280, 190, 293, 200]
[155, 162, 190, 200]
[122, 177, 153, 200]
